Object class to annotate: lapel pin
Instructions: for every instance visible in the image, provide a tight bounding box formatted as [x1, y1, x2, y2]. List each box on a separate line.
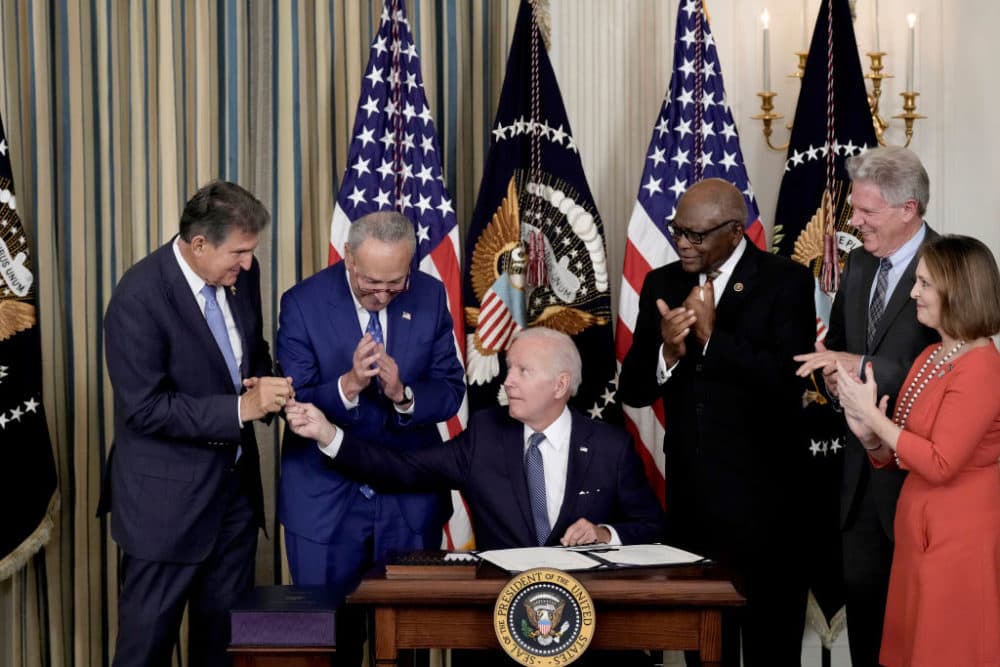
[578, 446, 588, 453]
[230, 286, 237, 296]
[402, 311, 412, 320]
[733, 282, 744, 293]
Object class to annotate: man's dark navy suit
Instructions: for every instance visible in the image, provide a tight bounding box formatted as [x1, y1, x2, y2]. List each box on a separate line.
[100, 240, 271, 666]
[332, 407, 664, 550]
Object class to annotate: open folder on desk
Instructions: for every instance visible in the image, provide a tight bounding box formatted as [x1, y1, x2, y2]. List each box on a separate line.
[477, 543, 704, 573]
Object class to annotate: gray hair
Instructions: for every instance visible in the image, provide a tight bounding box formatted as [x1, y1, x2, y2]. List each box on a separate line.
[347, 210, 416, 254]
[846, 146, 930, 216]
[512, 327, 583, 396]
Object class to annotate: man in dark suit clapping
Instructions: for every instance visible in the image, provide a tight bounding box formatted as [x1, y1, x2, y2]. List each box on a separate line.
[100, 182, 293, 666]
[619, 178, 816, 666]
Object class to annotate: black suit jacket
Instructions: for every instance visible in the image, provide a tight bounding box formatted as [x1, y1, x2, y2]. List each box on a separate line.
[619, 242, 816, 562]
[333, 407, 664, 550]
[826, 226, 939, 535]
[99, 240, 271, 563]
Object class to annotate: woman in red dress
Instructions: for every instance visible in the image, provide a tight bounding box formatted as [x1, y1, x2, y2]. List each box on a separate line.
[837, 234, 1000, 667]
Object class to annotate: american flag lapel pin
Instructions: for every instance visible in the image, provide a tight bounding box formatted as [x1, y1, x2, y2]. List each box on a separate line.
[402, 311, 412, 320]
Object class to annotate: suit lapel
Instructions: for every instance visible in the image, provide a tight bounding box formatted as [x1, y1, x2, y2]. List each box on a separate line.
[713, 243, 757, 331]
[870, 253, 916, 351]
[504, 421, 536, 544]
[224, 282, 252, 378]
[551, 413, 593, 537]
[159, 245, 237, 391]
[386, 294, 414, 373]
[869, 226, 936, 351]
[326, 263, 361, 338]
[849, 250, 879, 350]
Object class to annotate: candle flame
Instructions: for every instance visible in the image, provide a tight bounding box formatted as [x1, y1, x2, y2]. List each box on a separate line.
[761, 8, 771, 29]
[907, 13, 917, 28]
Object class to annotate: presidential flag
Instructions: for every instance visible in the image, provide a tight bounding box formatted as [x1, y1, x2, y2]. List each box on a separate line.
[327, 0, 470, 549]
[772, 0, 877, 646]
[0, 113, 59, 581]
[615, 0, 765, 504]
[463, 0, 619, 425]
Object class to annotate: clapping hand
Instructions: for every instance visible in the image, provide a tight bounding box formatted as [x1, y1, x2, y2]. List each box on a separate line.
[681, 283, 715, 345]
[656, 298, 695, 366]
[836, 361, 890, 449]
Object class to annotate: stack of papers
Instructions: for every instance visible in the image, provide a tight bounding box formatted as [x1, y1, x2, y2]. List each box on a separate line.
[476, 543, 704, 573]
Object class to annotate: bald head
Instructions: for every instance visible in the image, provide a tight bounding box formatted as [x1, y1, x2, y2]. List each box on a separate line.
[671, 178, 746, 274]
[680, 178, 747, 222]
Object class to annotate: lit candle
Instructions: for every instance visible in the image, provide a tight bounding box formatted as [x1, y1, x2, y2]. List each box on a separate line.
[761, 9, 771, 91]
[906, 13, 917, 90]
[874, 0, 880, 52]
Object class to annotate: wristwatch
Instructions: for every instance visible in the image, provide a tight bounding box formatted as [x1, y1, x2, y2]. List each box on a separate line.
[394, 385, 414, 406]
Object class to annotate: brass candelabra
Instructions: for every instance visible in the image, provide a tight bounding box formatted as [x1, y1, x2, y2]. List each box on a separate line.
[753, 51, 925, 151]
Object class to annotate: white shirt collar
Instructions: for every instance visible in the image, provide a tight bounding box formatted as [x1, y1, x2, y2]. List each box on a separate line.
[523, 405, 572, 452]
[704, 236, 747, 284]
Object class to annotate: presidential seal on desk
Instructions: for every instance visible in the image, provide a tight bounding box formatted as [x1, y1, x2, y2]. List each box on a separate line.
[493, 568, 595, 666]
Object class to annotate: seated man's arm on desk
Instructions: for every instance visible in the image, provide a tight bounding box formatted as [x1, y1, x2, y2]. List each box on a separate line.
[563, 425, 664, 546]
[284, 399, 468, 492]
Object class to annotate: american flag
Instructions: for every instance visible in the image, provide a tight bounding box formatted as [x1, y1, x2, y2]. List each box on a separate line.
[615, 0, 765, 505]
[327, 0, 471, 549]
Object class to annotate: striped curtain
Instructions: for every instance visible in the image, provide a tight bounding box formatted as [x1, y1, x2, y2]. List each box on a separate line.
[0, 1, 517, 665]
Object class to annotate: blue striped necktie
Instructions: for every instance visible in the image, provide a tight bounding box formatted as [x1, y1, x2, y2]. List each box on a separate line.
[525, 432, 550, 546]
[366, 310, 384, 346]
[867, 257, 893, 350]
[357, 309, 382, 500]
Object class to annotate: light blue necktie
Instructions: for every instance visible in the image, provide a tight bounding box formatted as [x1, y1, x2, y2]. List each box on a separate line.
[525, 432, 551, 546]
[867, 257, 893, 350]
[201, 285, 240, 391]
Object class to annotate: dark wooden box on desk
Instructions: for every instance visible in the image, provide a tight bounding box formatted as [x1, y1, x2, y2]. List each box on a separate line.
[229, 585, 337, 667]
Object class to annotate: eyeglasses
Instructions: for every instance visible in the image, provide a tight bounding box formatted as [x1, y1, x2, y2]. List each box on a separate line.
[355, 272, 411, 296]
[667, 219, 739, 245]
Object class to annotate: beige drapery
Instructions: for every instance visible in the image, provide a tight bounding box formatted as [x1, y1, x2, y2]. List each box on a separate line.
[0, 2, 519, 665]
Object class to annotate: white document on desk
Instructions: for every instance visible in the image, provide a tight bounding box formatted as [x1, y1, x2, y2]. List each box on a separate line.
[477, 544, 703, 573]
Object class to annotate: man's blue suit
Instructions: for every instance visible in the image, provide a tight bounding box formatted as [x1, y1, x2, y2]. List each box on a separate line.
[332, 407, 664, 549]
[276, 262, 464, 577]
[100, 240, 271, 666]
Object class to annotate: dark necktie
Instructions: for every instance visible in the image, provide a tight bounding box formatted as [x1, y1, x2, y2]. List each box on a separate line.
[201, 285, 240, 390]
[867, 257, 893, 349]
[525, 432, 551, 546]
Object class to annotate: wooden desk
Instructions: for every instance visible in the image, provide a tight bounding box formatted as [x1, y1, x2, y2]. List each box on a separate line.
[348, 565, 744, 667]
